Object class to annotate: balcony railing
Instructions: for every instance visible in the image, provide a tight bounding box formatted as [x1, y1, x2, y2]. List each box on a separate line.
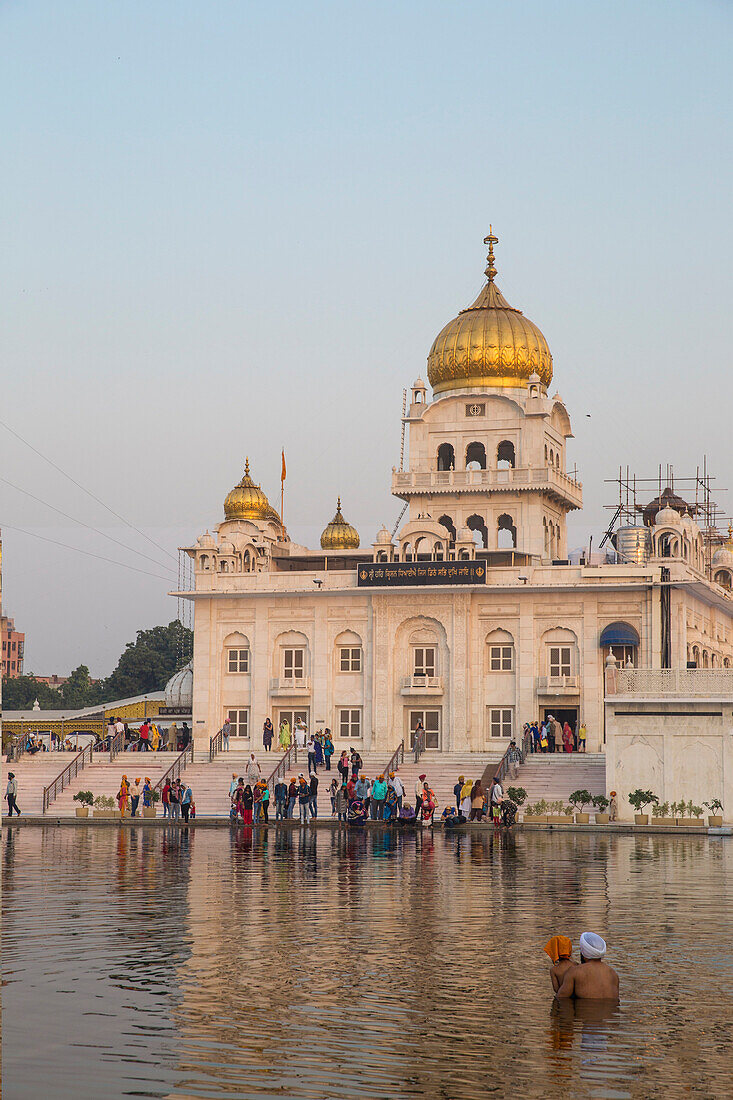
[400, 675, 444, 694]
[611, 668, 733, 697]
[536, 675, 580, 693]
[269, 676, 311, 695]
[392, 465, 583, 506]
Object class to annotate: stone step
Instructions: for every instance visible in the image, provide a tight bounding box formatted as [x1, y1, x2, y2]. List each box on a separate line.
[392, 753, 504, 813]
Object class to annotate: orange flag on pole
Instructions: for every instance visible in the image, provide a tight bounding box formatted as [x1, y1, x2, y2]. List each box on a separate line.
[281, 449, 287, 482]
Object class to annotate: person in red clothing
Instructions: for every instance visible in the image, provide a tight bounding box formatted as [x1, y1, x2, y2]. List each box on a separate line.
[138, 721, 151, 752]
[162, 780, 171, 818]
[346, 775, 358, 804]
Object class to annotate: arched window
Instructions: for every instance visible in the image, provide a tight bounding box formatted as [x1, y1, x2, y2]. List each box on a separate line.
[599, 622, 640, 668]
[438, 515, 456, 544]
[434, 541, 444, 560]
[497, 441, 515, 469]
[712, 653, 719, 668]
[702, 650, 710, 668]
[377, 550, 388, 562]
[692, 645, 700, 667]
[467, 514, 488, 549]
[465, 442, 486, 470]
[403, 541, 413, 562]
[544, 444, 548, 462]
[715, 569, 732, 590]
[437, 443, 455, 471]
[459, 549, 471, 559]
[724, 657, 730, 668]
[555, 452, 561, 468]
[497, 513, 517, 549]
[219, 560, 229, 572]
[415, 537, 431, 561]
[543, 519, 550, 557]
[200, 554, 210, 570]
[549, 448, 554, 466]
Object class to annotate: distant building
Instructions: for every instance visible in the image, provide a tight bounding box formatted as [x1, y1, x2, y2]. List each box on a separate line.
[1, 615, 25, 679]
[31, 674, 69, 690]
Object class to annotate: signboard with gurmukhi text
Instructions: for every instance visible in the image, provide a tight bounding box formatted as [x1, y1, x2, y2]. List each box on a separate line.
[357, 561, 485, 587]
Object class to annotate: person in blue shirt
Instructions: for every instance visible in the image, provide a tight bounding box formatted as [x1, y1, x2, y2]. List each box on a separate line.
[371, 775, 387, 819]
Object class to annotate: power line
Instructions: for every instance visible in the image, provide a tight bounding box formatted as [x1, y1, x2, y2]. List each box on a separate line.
[0, 417, 178, 562]
[2, 524, 175, 583]
[0, 476, 178, 577]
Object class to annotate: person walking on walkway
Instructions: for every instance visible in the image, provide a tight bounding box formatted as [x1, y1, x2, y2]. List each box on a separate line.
[221, 718, 231, 751]
[130, 778, 141, 817]
[279, 719, 291, 751]
[5, 772, 20, 816]
[335, 782, 348, 821]
[371, 774, 387, 820]
[323, 730, 334, 770]
[169, 780, 181, 821]
[329, 777, 339, 816]
[337, 750, 349, 783]
[578, 722, 587, 752]
[162, 780, 171, 818]
[294, 720, 307, 750]
[389, 773, 404, 811]
[309, 773, 319, 818]
[260, 780, 270, 822]
[246, 753, 261, 786]
[415, 774, 426, 816]
[298, 776, 311, 823]
[350, 748, 362, 779]
[307, 736, 317, 776]
[181, 783, 193, 823]
[274, 779, 288, 820]
[253, 780, 264, 823]
[287, 778, 297, 818]
[490, 775, 504, 828]
[454, 775, 465, 811]
[262, 719, 274, 752]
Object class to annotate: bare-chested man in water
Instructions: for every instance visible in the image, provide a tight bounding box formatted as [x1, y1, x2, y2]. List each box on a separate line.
[544, 935, 576, 993]
[556, 932, 619, 1001]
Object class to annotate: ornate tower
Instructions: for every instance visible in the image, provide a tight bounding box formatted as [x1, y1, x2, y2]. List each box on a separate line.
[393, 230, 582, 561]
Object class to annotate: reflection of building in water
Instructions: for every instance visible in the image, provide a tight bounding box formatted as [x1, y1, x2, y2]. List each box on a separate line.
[178, 231, 733, 757]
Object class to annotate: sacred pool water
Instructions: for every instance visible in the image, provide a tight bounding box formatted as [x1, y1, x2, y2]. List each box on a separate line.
[3, 826, 731, 1099]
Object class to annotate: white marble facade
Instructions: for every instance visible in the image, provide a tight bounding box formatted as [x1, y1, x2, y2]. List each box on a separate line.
[182, 241, 733, 756]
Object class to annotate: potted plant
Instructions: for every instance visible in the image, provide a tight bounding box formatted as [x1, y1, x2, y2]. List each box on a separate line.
[592, 794, 610, 824]
[651, 801, 675, 827]
[73, 790, 94, 818]
[628, 789, 658, 825]
[143, 789, 160, 819]
[687, 802, 705, 827]
[548, 799, 574, 825]
[704, 799, 723, 828]
[93, 794, 119, 819]
[569, 789, 592, 824]
[523, 798, 548, 824]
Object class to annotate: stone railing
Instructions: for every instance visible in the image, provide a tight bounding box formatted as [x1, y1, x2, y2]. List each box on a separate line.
[400, 675, 444, 694]
[391, 465, 583, 505]
[536, 675, 580, 693]
[611, 668, 733, 697]
[269, 676, 311, 695]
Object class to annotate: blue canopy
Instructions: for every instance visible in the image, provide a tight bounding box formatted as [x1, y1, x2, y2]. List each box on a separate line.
[600, 622, 640, 647]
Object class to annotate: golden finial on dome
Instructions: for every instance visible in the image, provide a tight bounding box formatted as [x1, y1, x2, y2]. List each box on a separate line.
[426, 228, 553, 394]
[320, 497, 360, 550]
[484, 225, 498, 283]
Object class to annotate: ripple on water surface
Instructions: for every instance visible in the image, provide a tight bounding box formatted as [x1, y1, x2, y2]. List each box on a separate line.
[3, 826, 732, 1100]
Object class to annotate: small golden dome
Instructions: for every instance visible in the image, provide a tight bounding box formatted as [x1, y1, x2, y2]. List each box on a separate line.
[427, 228, 553, 394]
[320, 498, 360, 550]
[224, 458, 281, 523]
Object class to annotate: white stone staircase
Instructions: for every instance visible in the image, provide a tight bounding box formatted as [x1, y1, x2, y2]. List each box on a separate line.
[516, 753, 606, 805]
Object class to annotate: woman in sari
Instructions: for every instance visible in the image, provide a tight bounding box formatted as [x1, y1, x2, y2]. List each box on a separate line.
[241, 784, 254, 825]
[459, 778, 473, 818]
[142, 777, 153, 809]
[279, 719, 291, 751]
[420, 782, 436, 825]
[562, 722, 574, 753]
[470, 780, 485, 821]
[117, 775, 130, 817]
[149, 724, 160, 752]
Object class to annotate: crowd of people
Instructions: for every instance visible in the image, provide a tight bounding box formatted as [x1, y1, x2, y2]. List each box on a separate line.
[107, 717, 192, 753]
[523, 716, 587, 753]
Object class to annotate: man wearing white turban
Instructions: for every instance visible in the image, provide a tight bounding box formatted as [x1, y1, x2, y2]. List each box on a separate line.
[556, 932, 619, 1001]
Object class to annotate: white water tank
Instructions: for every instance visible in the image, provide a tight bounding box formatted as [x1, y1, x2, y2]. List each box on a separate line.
[614, 526, 651, 564]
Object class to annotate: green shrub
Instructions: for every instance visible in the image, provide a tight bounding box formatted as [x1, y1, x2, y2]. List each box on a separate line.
[507, 786, 527, 806]
[704, 799, 723, 815]
[652, 801, 669, 818]
[628, 789, 659, 814]
[73, 790, 94, 807]
[592, 794, 609, 813]
[569, 789, 592, 812]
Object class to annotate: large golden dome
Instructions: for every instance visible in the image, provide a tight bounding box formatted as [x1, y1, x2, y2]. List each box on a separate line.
[427, 229, 553, 394]
[320, 498, 360, 550]
[224, 458, 281, 523]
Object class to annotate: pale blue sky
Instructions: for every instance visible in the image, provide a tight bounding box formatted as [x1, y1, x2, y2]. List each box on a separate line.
[2, 0, 732, 675]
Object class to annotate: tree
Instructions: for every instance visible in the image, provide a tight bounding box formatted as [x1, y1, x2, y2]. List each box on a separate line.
[1, 675, 63, 711]
[102, 621, 192, 700]
[61, 665, 103, 709]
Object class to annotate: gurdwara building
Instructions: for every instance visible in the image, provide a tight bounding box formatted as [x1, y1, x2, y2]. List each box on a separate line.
[182, 232, 733, 756]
